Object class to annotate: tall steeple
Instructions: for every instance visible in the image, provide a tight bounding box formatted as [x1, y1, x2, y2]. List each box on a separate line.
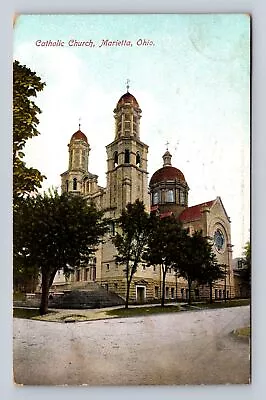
[105, 89, 149, 217]
[113, 87, 142, 140]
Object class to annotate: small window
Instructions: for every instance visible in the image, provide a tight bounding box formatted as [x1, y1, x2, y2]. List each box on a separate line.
[106, 263, 110, 271]
[219, 289, 222, 299]
[66, 180, 69, 192]
[153, 191, 159, 205]
[76, 270, 80, 282]
[136, 152, 141, 167]
[171, 288, 175, 299]
[166, 287, 169, 299]
[166, 189, 174, 203]
[215, 289, 218, 299]
[124, 149, 130, 163]
[143, 264, 146, 271]
[181, 288, 185, 299]
[109, 221, 115, 236]
[73, 178, 77, 191]
[114, 283, 118, 290]
[180, 190, 185, 205]
[155, 286, 159, 298]
[153, 265, 156, 272]
[105, 284, 109, 291]
[114, 151, 118, 167]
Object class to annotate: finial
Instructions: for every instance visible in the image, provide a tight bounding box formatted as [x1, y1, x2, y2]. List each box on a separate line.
[78, 117, 81, 130]
[126, 78, 130, 92]
[165, 140, 169, 151]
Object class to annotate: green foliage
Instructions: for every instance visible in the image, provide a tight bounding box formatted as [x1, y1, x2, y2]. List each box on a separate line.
[13, 60, 46, 201]
[113, 200, 153, 308]
[177, 231, 219, 304]
[106, 305, 180, 318]
[239, 241, 251, 287]
[145, 215, 188, 306]
[13, 190, 108, 314]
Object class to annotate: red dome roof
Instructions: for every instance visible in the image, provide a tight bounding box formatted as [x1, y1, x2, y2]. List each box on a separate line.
[150, 166, 186, 185]
[70, 130, 88, 143]
[117, 92, 139, 107]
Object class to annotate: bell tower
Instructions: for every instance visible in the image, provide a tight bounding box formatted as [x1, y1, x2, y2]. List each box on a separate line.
[61, 125, 90, 194]
[105, 86, 149, 218]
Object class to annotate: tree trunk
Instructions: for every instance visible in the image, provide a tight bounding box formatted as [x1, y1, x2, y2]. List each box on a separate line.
[209, 282, 213, 304]
[125, 279, 131, 309]
[40, 272, 50, 315]
[188, 279, 192, 305]
[161, 267, 166, 307]
[49, 268, 58, 288]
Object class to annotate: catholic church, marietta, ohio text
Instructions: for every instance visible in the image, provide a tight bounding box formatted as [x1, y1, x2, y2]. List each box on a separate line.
[35, 39, 154, 47]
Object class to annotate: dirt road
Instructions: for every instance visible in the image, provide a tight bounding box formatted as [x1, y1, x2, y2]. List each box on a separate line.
[13, 306, 250, 386]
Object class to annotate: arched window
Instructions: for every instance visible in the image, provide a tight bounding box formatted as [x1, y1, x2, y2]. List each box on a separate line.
[153, 191, 159, 205]
[124, 149, 130, 163]
[136, 151, 141, 167]
[113, 151, 118, 167]
[66, 180, 69, 192]
[73, 178, 77, 190]
[166, 189, 174, 203]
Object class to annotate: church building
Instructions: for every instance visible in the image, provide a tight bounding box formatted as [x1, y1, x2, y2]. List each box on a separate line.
[54, 89, 235, 303]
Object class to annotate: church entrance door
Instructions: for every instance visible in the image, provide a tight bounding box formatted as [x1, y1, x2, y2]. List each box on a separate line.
[136, 286, 145, 304]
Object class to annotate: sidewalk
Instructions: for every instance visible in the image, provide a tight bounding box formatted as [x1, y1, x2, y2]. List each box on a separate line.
[29, 302, 184, 322]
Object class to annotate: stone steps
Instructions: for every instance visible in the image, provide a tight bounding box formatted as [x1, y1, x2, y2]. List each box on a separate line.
[48, 285, 125, 309]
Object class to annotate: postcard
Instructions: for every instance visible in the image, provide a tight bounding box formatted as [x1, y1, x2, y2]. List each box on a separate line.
[13, 14, 250, 386]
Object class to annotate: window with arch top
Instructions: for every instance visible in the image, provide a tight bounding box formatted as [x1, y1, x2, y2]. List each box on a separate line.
[124, 149, 130, 163]
[73, 178, 77, 190]
[113, 151, 118, 167]
[136, 151, 141, 167]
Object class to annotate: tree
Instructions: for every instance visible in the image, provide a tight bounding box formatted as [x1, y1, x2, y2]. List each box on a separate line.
[177, 231, 215, 305]
[146, 215, 188, 307]
[238, 241, 251, 292]
[196, 250, 225, 303]
[112, 200, 153, 309]
[13, 60, 46, 202]
[13, 190, 108, 314]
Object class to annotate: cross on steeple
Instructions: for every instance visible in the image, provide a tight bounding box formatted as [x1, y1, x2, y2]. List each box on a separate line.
[78, 117, 81, 130]
[126, 78, 130, 92]
[165, 140, 169, 151]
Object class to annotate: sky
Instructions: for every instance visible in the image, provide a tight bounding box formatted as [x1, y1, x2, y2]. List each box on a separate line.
[13, 14, 250, 258]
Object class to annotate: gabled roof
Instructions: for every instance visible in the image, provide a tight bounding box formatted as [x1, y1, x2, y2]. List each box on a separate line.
[179, 196, 231, 223]
[179, 200, 215, 223]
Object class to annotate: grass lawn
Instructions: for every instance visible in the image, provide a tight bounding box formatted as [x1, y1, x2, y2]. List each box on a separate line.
[196, 299, 250, 309]
[234, 326, 251, 337]
[13, 308, 41, 319]
[13, 292, 26, 302]
[106, 305, 181, 318]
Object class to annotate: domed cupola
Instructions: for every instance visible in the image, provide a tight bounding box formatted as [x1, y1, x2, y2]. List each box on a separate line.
[70, 129, 88, 143]
[113, 82, 142, 140]
[149, 149, 189, 218]
[68, 126, 90, 172]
